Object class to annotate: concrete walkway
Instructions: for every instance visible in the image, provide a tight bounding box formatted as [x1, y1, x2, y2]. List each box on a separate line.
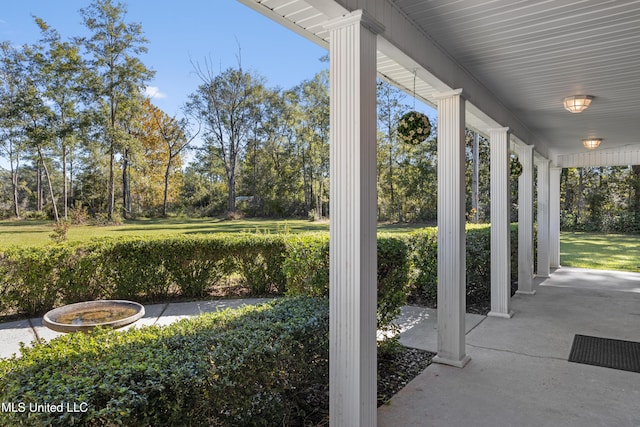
[0, 298, 270, 359]
[379, 267, 640, 427]
[0, 296, 464, 360]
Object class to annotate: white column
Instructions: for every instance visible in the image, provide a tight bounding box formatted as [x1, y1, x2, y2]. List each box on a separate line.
[550, 167, 562, 268]
[536, 159, 551, 277]
[517, 144, 535, 295]
[488, 127, 513, 318]
[433, 89, 470, 368]
[324, 10, 383, 427]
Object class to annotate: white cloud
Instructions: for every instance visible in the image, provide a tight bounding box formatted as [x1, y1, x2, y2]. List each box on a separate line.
[144, 86, 167, 99]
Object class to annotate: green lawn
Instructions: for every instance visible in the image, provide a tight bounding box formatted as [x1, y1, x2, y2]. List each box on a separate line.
[3, 220, 637, 273]
[0, 217, 426, 248]
[560, 232, 640, 272]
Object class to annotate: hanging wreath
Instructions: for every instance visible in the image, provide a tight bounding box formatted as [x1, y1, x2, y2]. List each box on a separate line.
[397, 111, 431, 145]
[510, 158, 523, 177]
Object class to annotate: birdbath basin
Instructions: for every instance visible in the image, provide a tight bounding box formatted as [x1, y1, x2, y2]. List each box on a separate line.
[43, 300, 145, 333]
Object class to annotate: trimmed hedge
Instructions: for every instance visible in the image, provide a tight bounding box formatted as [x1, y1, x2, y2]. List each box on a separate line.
[0, 235, 289, 316]
[0, 297, 329, 426]
[0, 225, 517, 321]
[408, 224, 519, 307]
[0, 234, 408, 336]
[282, 233, 410, 332]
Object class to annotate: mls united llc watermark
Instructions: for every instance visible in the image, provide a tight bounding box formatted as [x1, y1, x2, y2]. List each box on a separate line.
[2, 401, 89, 413]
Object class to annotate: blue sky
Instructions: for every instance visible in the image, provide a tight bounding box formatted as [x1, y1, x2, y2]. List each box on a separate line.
[0, 0, 329, 118]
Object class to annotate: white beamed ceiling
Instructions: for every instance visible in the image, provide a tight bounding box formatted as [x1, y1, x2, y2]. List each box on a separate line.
[239, 0, 640, 165]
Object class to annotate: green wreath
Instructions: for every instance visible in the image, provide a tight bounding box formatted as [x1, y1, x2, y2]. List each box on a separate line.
[397, 111, 431, 145]
[510, 158, 523, 177]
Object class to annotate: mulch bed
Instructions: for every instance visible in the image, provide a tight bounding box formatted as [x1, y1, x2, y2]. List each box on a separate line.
[304, 345, 435, 426]
[378, 346, 436, 406]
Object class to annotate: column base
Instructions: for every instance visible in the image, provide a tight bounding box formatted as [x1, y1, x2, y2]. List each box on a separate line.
[488, 310, 514, 319]
[433, 354, 471, 368]
[516, 289, 536, 296]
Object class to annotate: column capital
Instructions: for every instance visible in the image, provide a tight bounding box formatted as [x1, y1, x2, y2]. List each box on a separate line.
[324, 9, 385, 34]
[518, 144, 534, 158]
[488, 127, 510, 134]
[535, 157, 551, 167]
[434, 88, 464, 100]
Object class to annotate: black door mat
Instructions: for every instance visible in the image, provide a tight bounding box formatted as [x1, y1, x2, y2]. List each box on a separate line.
[568, 334, 640, 373]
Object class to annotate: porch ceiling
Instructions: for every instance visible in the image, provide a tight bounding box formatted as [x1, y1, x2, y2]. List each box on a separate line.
[239, 0, 640, 165]
[392, 0, 640, 159]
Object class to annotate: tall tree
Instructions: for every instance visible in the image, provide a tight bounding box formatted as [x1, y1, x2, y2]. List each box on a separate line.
[187, 63, 264, 214]
[465, 129, 491, 223]
[80, 0, 154, 221]
[377, 80, 410, 222]
[0, 43, 26, 218]
[30, 18, 86, 220]
[119, 94, 148, 217]
[239, 88, 305, 217]
[296, 70, 329, 218]
[15, 78, 60, 221]
[140, 99, 198, 216]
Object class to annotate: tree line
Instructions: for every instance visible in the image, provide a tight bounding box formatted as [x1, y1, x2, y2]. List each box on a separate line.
[2, 0, 640, 233]
[0, 0, 191, 222]
[560, 166, 640, 233]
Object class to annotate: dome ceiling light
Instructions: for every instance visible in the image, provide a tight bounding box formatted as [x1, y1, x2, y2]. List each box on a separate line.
[582, 138, 602, 150]
[563, 95, 594, 113]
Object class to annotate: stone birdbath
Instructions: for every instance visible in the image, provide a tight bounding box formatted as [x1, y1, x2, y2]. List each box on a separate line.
[43, 300, 145, 333]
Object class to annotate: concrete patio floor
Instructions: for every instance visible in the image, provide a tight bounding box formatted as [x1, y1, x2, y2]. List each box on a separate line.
[379, 267, 640, 427]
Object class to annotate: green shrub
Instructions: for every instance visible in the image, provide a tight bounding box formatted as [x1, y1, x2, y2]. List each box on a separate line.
[0, 298, 330, 427]
[0, 225, 507, 322]
[283, 234, 409, 334]
[0, 234, 290, 314]
[100, 238, 173, 300]
[376, 234, 410, 331]
[408, 224, 519, 307]
[68, 204, 90, 225]
[282, 234, 330, 297]
[0, 246, 71, 315]
[57, 242, 108, 304]
[407, 227, 438, 301]
[511, 224, 518, 286]
[465, 225, 491, 305]
[49, 221, 70, 244]
[227, 234, 287, 295]
[161, 236, 234, 298]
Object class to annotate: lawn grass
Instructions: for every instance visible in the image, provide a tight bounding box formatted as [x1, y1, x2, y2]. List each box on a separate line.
[560, 232, 640, 272]
[3, 220, 637, 273]
[0, 217, 428, 248]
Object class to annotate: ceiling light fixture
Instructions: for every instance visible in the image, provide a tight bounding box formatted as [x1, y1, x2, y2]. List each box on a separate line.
[563, 95, 594, 113]
[582, 138, 602, 150]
